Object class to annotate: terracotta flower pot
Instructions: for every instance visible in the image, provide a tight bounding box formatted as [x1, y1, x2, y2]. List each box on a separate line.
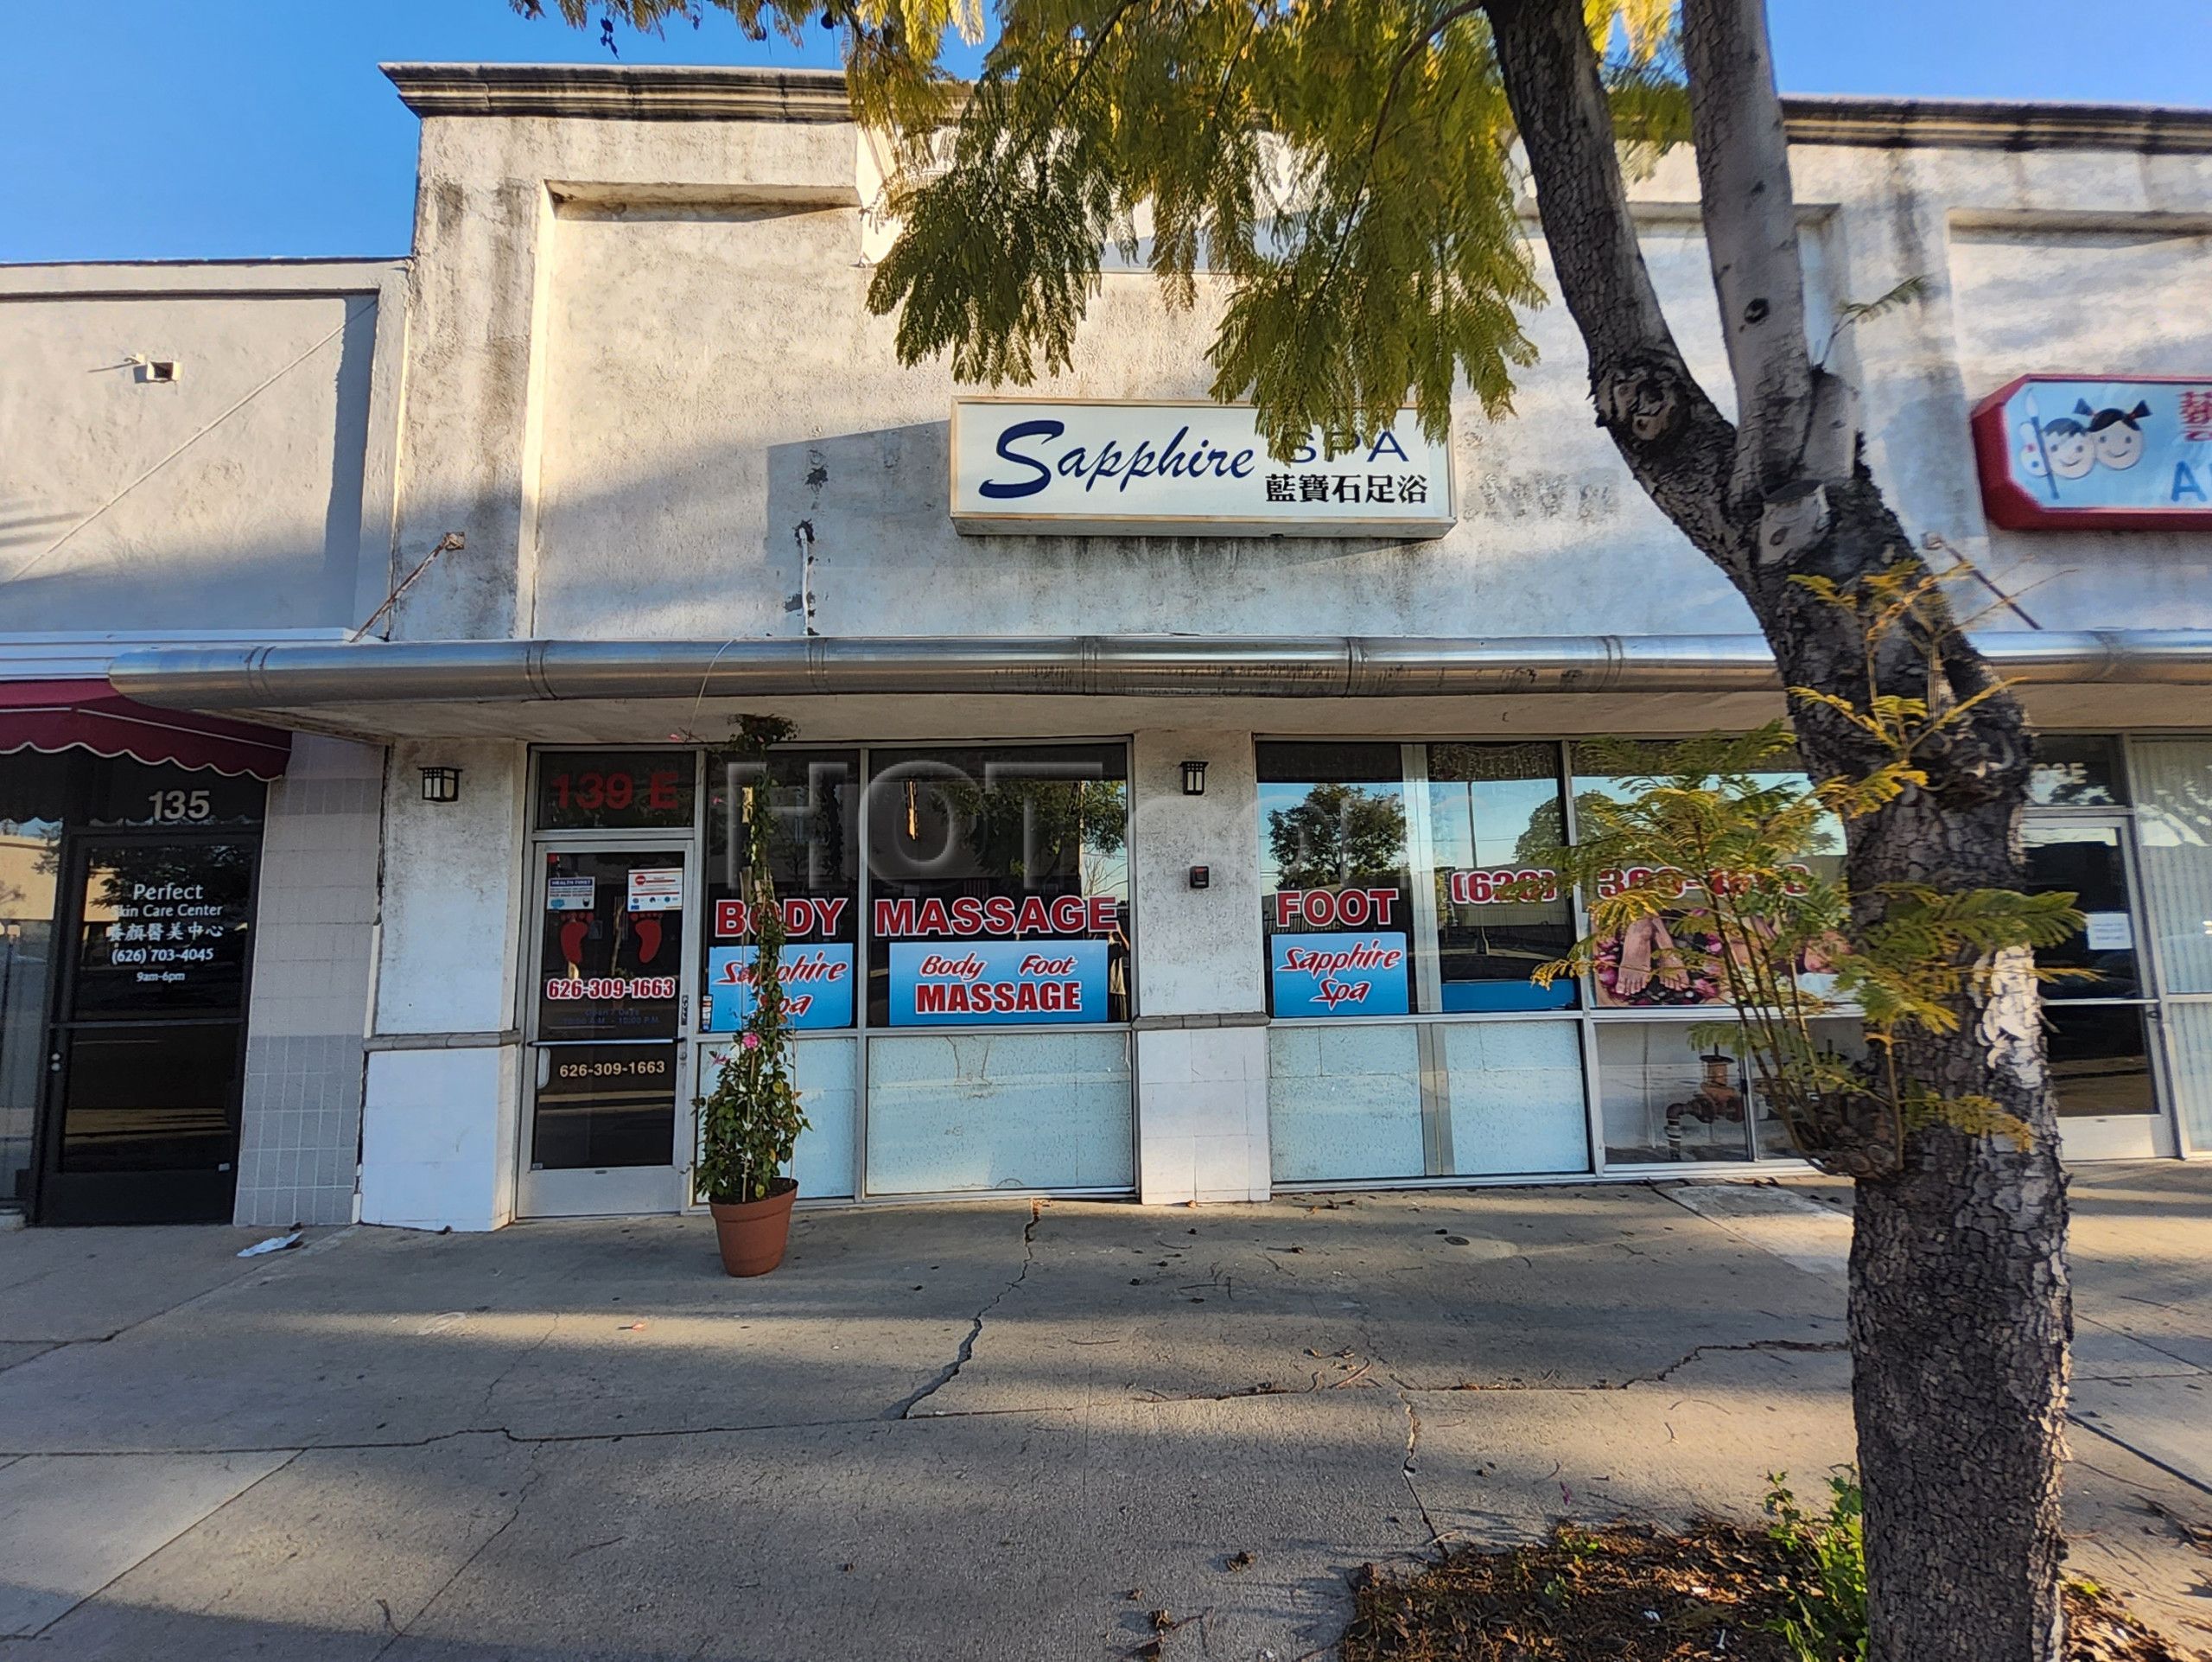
[709, 1178, 799, 1277]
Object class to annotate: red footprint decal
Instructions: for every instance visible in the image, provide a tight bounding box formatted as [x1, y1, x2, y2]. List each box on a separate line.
[559, 915, 589, 971]
[634, 916, 663, 964]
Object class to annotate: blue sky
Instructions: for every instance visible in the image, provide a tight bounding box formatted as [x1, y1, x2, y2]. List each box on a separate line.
[3, 2, 2207, 263]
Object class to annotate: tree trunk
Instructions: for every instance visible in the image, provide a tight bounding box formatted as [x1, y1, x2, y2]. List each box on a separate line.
[1774, 496, 2072, 1662]
[1484, 5, 2072, 1658]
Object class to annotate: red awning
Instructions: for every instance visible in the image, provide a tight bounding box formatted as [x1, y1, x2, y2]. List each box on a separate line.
[1, 680, 291, 781]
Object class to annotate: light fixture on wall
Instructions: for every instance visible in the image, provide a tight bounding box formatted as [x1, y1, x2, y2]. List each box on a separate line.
[419, 766, 462, 804]
[1180, 760, 1208, 797]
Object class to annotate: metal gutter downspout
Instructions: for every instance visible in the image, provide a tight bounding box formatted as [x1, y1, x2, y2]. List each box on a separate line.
[109, 631, 2212, 711]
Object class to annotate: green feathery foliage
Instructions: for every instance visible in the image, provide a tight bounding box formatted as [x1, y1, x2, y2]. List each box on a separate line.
[518, 0, 1686, 458]
[1533, 564, 2089, 1174]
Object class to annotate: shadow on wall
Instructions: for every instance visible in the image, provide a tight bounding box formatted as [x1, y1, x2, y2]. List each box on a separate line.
[0, 296, 385, 636]
[748, 417, 1730, 642]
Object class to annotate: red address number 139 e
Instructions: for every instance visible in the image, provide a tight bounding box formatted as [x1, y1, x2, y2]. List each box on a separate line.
[545, 769, 683, 813]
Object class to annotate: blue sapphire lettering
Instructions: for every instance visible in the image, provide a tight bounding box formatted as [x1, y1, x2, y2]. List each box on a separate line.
[977, 419, 1064, 500]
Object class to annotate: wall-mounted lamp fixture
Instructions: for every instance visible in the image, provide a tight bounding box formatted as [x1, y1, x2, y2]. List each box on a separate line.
[1180, 759, 1208, 797]
[419, 766, 462, 804]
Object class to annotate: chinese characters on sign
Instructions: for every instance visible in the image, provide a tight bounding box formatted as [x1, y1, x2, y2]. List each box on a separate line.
[1970, 375, 2212, 530]
[1263, 474, 1432, 505]
[75, 847, 255, 1016]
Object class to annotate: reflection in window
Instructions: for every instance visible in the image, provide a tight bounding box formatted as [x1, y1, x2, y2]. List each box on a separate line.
[2048, 1005, 2155, 1118]
[1569, 745, 1845, 1011]
[1, 751, 68, 1203]
[2028, 735, 2127, 808]
[2132, 738, 2212, 997]
[1427, 743, 1576, 1011]
[704, 751, 860, 1032]
[1258, 744, 1414, 1017]
[1597, 1023, 1756, 1163]
[2023, 825, 2139, 1000]
[865, 746, 1131, 1027]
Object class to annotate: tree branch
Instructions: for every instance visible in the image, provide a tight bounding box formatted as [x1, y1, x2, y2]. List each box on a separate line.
[1483, 0, 1744, 575]
[1681, 0, 1845, 543]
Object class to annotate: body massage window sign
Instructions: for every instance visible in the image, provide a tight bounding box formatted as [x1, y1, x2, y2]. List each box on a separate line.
[1257, 741, 1844, 1019]
[696, 744, 1133, 1033]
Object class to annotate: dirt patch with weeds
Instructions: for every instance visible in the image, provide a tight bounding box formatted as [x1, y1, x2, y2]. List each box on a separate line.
[1337, 1521, 2206, 1662]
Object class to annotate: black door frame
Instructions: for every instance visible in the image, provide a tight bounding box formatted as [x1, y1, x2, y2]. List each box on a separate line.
[31, 825, 263, 1226]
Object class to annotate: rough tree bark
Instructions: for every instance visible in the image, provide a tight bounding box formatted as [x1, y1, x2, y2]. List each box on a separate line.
[1482, 3, 2072, 1659]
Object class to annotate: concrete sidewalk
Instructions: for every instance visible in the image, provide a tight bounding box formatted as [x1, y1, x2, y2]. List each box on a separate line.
[0, 1170, 2207, 1660]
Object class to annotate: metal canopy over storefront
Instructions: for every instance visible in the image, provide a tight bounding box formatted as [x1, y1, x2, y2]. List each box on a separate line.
[2, 680, 292, 781]
[104, 629, 2212, 744]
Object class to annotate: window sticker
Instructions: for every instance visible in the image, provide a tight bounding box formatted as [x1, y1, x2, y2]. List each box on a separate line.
[889, 939, 1109, 1025]
[1270, 932, 1410, 1017]
[704, 944, 855, 1031]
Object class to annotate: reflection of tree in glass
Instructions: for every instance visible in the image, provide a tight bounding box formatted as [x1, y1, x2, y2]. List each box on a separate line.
[940, 778, 1128, 886]
[91, 844, 253, 916]
[1269, 784, 1405, 888]
[2039, 774, 2105, 808]
[2138, 758, 2212, 845]
[1513, 797, 1570, 868]
[721, 761, 855, 893]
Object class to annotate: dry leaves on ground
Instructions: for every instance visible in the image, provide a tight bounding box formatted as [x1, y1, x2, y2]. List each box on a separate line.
[1337, 1520, 2206, 1662]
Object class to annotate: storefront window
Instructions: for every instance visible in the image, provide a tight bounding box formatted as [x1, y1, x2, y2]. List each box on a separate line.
[703, 751, 860, 1032]
[2134, 738, 2212, 997]
[1258, 743, 1414, 1016]
[1597, 1019, 1865, 1166]
[535, 849, 685, 1046]
[1427, 742, 1576, 1011]
[1259, 742, 1576, 1018]
[2023, 824, 2140, 1000]
[1, 751, 67, 1205]
[1598, 1023, 1758, 1163]
[2029, 735, 2127, 808]
[2046, 1004, 2154, 1118]
[535, 750, 696, 831]
[1569, 744, 1846, 1011]
[865, 745, 1131, 1027]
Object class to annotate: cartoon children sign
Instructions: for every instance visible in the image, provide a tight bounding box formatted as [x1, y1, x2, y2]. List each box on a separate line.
[1972, 375, 2212, 529]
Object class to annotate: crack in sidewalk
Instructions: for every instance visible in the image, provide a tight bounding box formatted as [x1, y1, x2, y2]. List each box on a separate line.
[368, 1452, 547, 1659]
[1398, 1389, 1441, 1554]
[887, 1200, 1044, 1420]
[1630, 1337, 1848, 1387]
[0, 1404, 1081, 1463]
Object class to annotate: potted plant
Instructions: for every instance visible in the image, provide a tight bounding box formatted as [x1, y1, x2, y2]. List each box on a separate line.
[695, 716, 809, 1277]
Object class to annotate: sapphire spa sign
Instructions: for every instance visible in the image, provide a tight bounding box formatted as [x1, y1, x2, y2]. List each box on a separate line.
[1971, 375, 2212, 530]
[950, 398, 1455, 537]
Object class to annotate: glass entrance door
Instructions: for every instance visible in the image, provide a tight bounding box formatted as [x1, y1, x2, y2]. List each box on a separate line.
[2024, 820, 2169, 1159]
[520, 844, 692, 1216]
[35, 834, 258, 1224]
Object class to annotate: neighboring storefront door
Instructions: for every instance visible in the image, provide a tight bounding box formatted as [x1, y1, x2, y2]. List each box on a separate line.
[35, 831, 259, 1224]
[520, 843, 693, 1217]
[2026, 818, 2169, 1159]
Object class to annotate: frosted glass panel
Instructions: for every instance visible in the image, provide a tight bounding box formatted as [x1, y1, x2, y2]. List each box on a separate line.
[695, 1035, 857, 1200]
[1440, 1020, 1588, 1175]
[2161, 1002, 2212, 1151]
[866, 1031, 1132, 1194]
[1268, 1023, 1423, 1181]
[2133, 739, 2212, 995]
[791, 1037, 857, 1198]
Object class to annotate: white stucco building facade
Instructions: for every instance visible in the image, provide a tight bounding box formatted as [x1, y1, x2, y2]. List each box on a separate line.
[9, 65, 2212, 1228]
